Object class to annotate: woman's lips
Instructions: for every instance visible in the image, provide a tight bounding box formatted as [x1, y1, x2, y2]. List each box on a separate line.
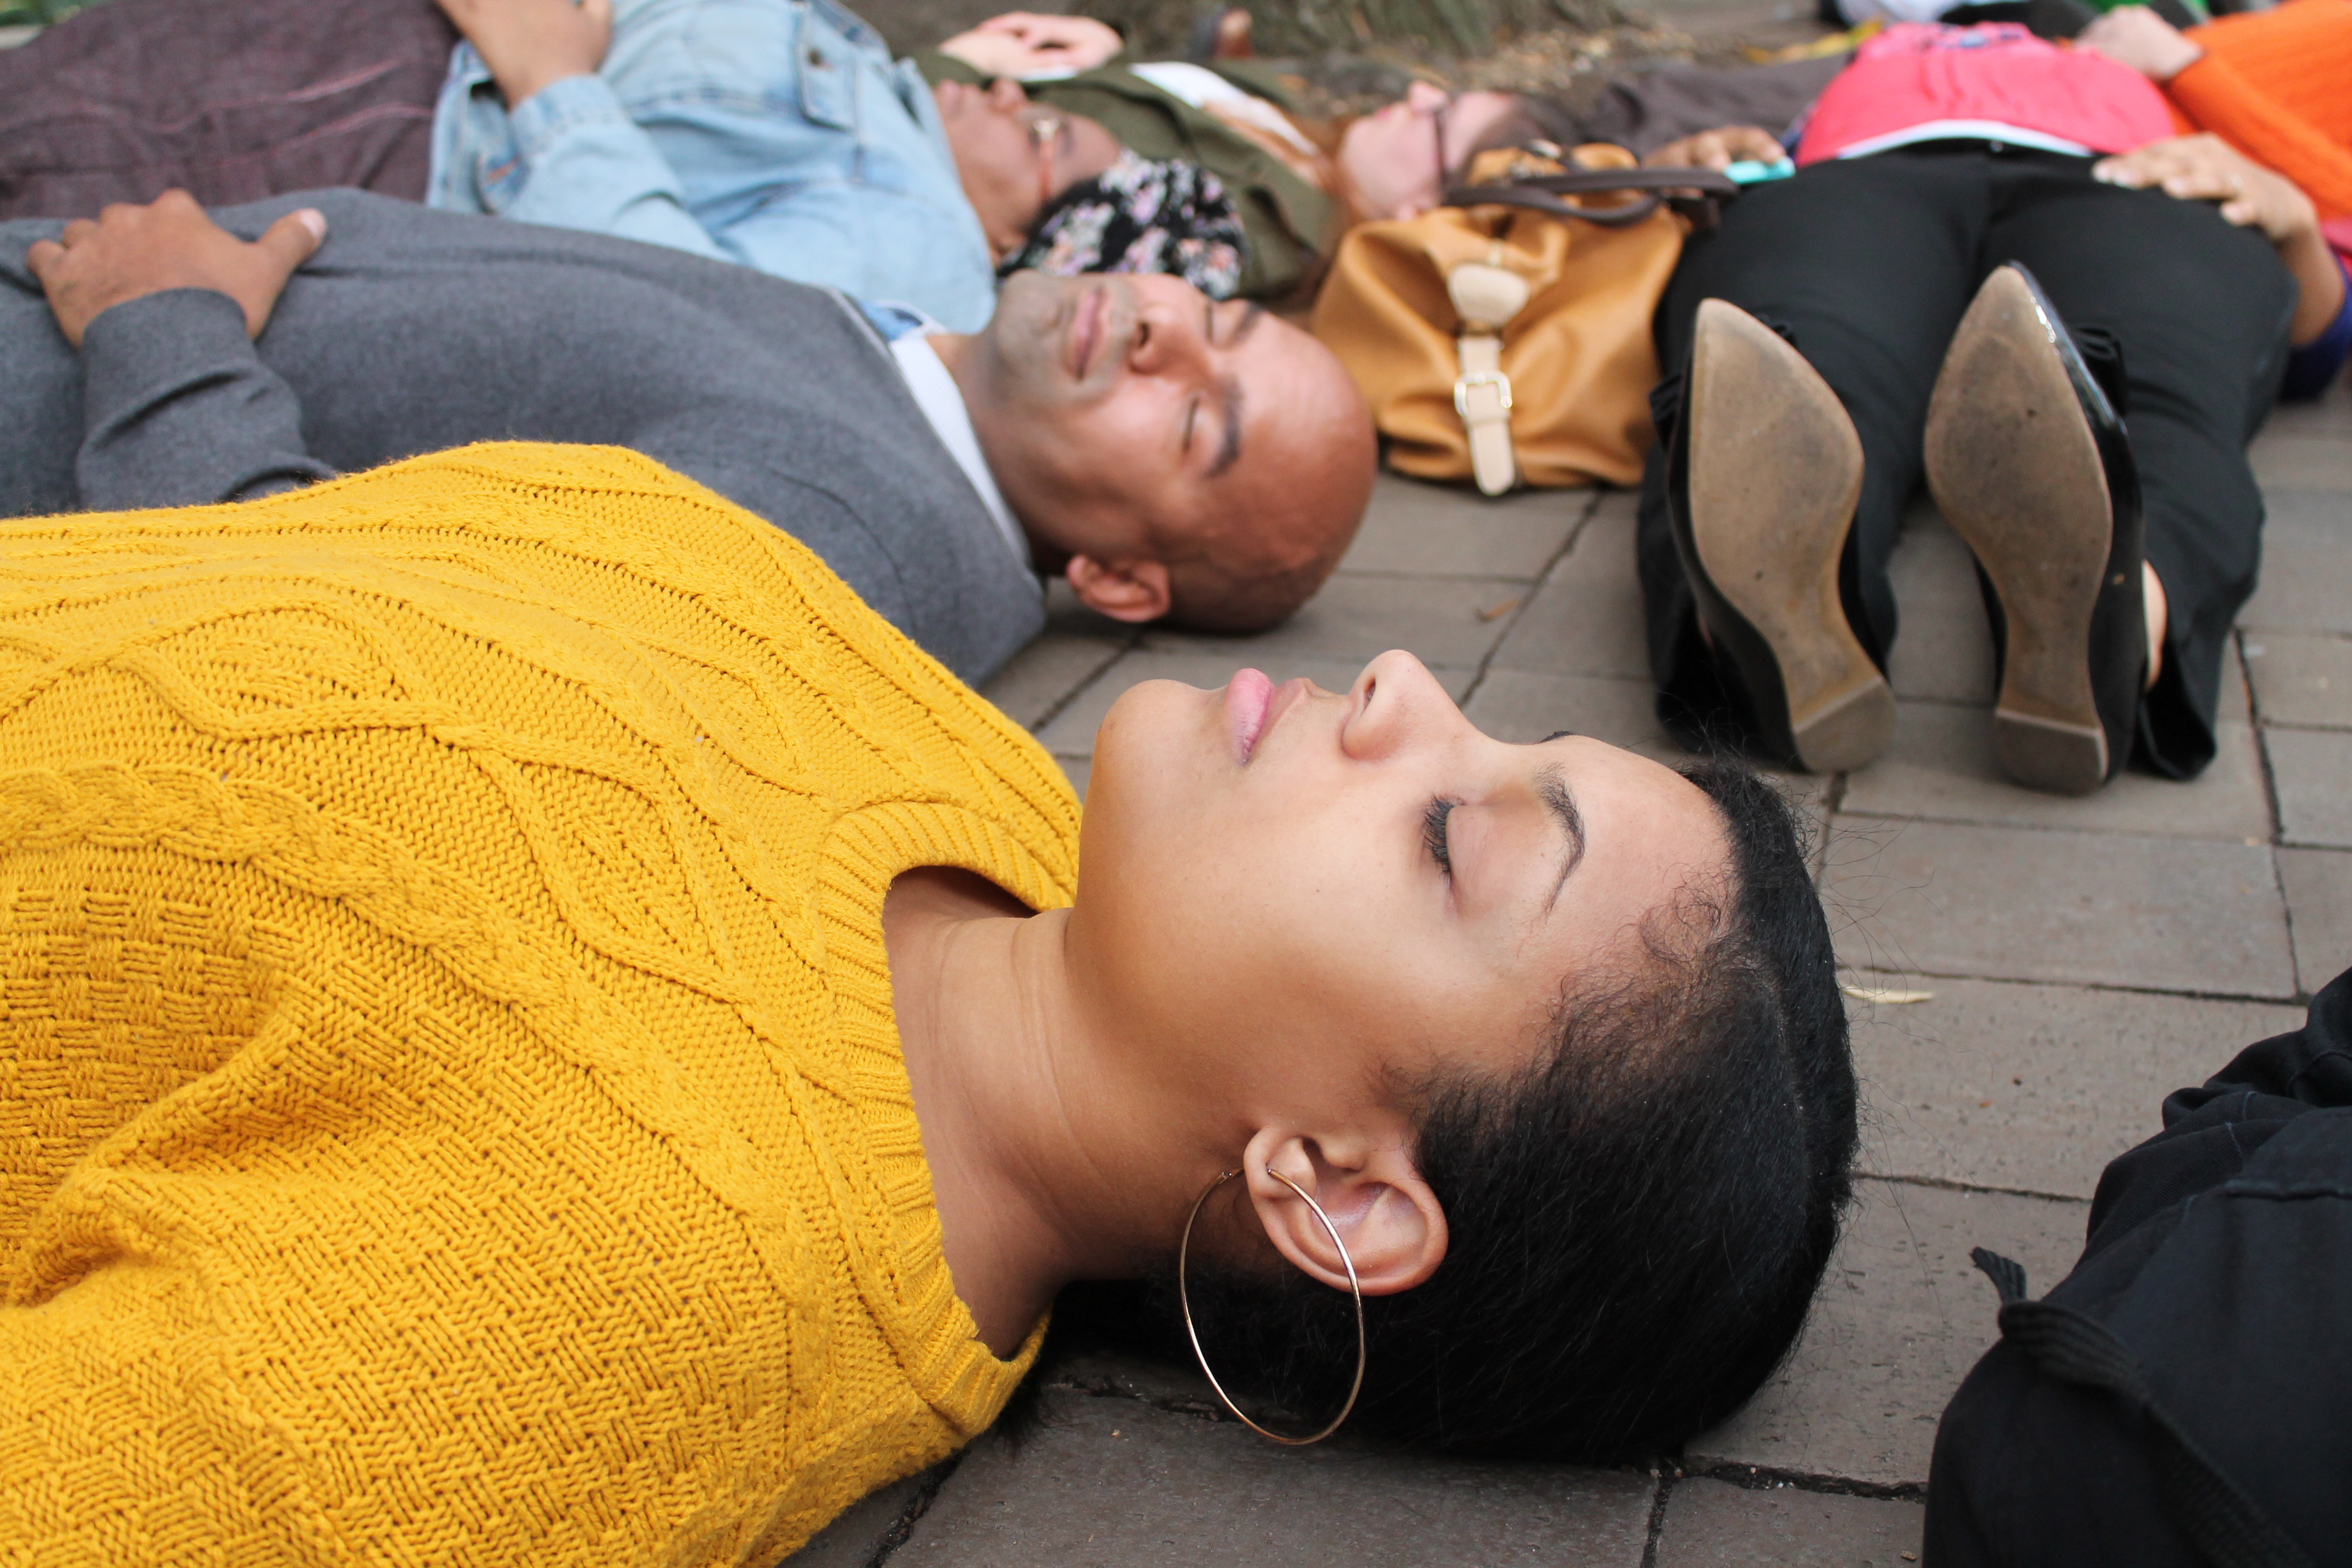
[1226, 668, 1275, 762]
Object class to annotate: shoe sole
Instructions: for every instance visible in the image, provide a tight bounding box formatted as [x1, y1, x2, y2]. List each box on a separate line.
[1925, 269, 2113, 797]
[1688, 300, 1890, 773]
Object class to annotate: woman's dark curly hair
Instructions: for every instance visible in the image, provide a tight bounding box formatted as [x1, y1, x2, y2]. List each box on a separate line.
[1037, 759, 1855, 1462]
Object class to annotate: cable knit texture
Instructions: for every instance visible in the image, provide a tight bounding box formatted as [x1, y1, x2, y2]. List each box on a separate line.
[2176, 0, 2352, 220]
[0, 442, 1078, 1566]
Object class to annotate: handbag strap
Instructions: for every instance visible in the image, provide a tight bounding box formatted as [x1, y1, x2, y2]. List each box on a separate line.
[1442, 166, 1743, 230]
[1972, 1249, 2317, 1568]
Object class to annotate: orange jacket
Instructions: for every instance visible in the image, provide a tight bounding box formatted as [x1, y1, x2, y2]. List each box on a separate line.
[2172, 0, 2352, 220]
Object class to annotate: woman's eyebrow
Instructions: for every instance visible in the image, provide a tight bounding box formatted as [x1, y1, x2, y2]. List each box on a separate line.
[1539, 767, 1587, 913]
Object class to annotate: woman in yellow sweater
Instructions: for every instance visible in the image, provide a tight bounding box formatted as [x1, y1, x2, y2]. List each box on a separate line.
[0, 442, 1854, 1564]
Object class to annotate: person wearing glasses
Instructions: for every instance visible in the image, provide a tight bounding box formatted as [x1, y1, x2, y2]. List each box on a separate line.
[426, 0, 1250, 330]
[920, 12, 1561, 302]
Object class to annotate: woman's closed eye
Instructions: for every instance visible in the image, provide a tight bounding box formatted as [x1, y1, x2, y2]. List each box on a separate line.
[1421, 796, 1456, 876]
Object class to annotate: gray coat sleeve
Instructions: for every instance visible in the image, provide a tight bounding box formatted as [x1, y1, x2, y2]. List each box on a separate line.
[76, 287, 335, 511]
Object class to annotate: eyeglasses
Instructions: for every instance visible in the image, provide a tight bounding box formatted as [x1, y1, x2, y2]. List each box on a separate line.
[1029, 112, 1065, 212]
[1432, 94, 1452, 198]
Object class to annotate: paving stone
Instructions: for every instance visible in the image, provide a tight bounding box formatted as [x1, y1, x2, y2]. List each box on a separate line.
[1488, 493, 1653, 680]
[2279, 847, 2352, 995]
[1464, 667, 1672, 752]
[1690, 1180, 2086, 1489]
[895, 1389, 1655, 1566]
[2251, 436, 2352, 493]
[2243, 632, 2352, 729]
[1055, 755, 1091, 799]
[781, 1472, 932, 1566]
[2267, 727, 2352, 848]
[1463, 669, 1832, 824]
[1850, 977, 2305, 1199]
[1143, 574, 1520, 668]
[1824, 817, 2295, 998]
[1883, 508, 1995, 707]
[1030, 649, 1474, 756]
[1839, 700, 2271, 842]
[1338, 473, 1590, 581]
[2255, 379, 2352, 440]
[2240, 492, 2352, 635]
[1652, 1477, 1923, 1567]
[979, 628, 1133, 731]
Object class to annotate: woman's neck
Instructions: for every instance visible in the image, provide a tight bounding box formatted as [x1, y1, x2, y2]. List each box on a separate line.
[881, 868, 1201, 1357]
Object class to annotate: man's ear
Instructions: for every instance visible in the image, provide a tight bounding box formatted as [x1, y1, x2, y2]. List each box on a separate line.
[1065, 554, 1173, 623]
[1240, 1129, 1448, 1297]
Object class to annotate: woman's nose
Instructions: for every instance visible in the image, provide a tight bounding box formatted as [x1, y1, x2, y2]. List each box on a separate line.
[986, 77, 1030, 110]
[1343, 650, 1464, 759]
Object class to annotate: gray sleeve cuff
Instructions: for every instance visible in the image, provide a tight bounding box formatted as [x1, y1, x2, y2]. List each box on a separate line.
[77, 288, 334, 511]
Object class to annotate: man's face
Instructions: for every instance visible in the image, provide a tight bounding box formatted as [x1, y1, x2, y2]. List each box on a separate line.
[954, 271, 1374, 611]
[934, 78, 1122, 259]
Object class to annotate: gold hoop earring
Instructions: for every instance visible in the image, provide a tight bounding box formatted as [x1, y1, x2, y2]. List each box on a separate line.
[1177, 1166, 1368, 1446]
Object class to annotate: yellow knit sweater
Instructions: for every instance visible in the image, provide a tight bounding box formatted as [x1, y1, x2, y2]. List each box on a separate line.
[0, 444, 1079, 1566]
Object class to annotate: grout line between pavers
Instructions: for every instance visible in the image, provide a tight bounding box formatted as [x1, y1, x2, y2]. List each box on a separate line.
[1859, 1170, 2095, 1207]
[1455, 488, 1604, 713]
[1671, 1456, 1929, 1505]
[1021, 633, 1144, 738]
[861, 1456, 960, 1568]
[1828, 964, 2302, 1009]
[1827, 805, 2285, 847]
[1638, 1469, 1674, 1568]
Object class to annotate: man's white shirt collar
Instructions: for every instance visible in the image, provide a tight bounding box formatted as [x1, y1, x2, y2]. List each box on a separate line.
[881, 319, 1035, 576]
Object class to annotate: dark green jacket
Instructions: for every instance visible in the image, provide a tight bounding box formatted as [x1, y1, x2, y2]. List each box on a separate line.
[914, 51, 1340, 302]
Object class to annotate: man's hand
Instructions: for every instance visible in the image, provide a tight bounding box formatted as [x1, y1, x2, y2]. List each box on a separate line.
[938, 12, 1123, 77]
[26, 190, 326, 348]
[2094, 133, 2318, 245]
[2078, 5, 2204, 82]
[436, 0, 613, 107]
[1642, 125, 1785, 171]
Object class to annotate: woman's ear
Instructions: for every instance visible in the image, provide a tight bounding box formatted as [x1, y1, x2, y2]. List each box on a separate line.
[1241, 1129, 1449, 1297]
[1065, 554, 1173, 623]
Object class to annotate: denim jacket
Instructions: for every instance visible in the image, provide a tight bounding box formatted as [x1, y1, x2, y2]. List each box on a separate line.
[427, 0, 999, 330]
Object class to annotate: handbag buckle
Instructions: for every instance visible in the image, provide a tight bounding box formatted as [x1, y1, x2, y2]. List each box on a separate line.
[1454, 370, 1513, 419]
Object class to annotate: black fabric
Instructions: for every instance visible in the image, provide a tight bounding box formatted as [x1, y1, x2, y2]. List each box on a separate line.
[1572, 56, 1848, 159]
[1637, 146, 2297, 779]
[1923, 969, 2352, 1566]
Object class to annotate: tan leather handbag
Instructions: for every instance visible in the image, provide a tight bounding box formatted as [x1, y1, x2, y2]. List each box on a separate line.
[1311, 145, 1736, 494]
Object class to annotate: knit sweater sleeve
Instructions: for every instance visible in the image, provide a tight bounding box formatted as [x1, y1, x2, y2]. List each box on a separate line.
[74, 286, 335, 511]
[2166, 53, 2352, 220]
[0, 444, 1069, 1567]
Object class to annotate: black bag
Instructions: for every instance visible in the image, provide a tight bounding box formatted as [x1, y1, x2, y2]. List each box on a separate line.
[1925, 970, 2352, 1567]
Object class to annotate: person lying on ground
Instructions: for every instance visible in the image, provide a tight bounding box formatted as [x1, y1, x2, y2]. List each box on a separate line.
[1625, 21, 2333, 799]
[0, 439, 1858, 1566]
[2, 187, 1376, 685]
[915, 9, 1574, 302]
[0, 0, 1244, 330]
[2079, 0, 2352, 394]
[2079, 0, 2352, 227]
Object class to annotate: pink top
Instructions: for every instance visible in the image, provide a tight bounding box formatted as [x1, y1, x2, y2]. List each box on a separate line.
[1795, 23, 2180, 166]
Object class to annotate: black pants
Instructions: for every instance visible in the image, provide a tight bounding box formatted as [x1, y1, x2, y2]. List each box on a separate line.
[1637, 146, 2297, 778]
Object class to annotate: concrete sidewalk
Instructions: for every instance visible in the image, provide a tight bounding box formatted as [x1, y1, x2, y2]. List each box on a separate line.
[787, 372, 2350, 1566]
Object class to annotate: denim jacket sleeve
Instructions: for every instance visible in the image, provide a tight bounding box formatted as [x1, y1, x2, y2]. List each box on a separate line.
[424, 1, 999, 331]
[504, 72, 731, 261]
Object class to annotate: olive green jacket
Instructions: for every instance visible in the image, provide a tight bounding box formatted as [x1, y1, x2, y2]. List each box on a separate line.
[914, 50, 1340, 302]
